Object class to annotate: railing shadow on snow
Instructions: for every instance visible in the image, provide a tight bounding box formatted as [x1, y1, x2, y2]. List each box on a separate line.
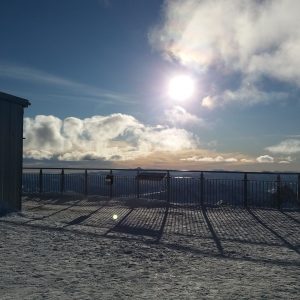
[3, 202, 299, 267]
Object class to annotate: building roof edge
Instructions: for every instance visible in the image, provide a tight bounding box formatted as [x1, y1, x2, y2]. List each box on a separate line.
[0, 91, 31, 107]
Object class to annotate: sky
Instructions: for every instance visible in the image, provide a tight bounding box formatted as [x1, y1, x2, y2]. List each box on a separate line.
[0, 0, 300, 171]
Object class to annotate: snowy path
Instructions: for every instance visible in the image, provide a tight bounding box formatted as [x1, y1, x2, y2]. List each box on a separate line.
[0, 197, 299, 299]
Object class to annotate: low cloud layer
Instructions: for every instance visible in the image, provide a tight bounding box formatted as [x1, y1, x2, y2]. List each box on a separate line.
[181, 155, 279, 164]
[23, 114, 299, 170]
[181, 156, 238, 163]
[23, 114, 199, 161]
[150, 0, 300, 107]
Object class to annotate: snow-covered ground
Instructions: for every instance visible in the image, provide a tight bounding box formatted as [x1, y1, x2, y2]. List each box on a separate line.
[0, 196, 299, 299]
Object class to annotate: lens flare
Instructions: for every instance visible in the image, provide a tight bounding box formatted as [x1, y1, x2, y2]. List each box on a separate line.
[168, 75, 195, 101]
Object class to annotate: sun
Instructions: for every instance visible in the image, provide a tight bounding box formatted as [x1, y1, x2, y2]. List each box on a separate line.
[168, 75, 195, 101]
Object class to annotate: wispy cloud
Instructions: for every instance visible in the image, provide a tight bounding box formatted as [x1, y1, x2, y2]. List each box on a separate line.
[164, 105, 204, 126]
[202, 78, 288, 108]
[278, 160, 290, 164]
[266, 139, 300, 155]
[0, 63, 135, 104]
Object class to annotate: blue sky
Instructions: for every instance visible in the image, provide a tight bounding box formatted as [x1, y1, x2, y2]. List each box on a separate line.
[1, 0, 300, 171]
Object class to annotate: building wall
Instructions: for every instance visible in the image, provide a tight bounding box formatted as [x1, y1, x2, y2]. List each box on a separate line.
[0, 100, 24, 213]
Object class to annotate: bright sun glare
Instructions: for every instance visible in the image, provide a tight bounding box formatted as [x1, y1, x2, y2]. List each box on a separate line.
[168, 75, 195, 101]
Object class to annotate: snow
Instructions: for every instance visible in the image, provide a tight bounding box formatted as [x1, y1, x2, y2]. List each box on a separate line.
[0, 196, 299, 299]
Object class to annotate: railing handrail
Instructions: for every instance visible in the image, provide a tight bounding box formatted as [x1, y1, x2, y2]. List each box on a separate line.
[22, 167, 299, 176]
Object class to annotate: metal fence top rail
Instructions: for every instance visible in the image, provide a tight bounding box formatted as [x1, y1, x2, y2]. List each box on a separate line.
[22, 167, 299, 175]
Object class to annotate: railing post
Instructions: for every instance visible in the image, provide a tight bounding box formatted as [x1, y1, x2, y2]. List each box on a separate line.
[298, 174, 300, 204]
[167, 171, 170, 204]
[136, 169, 140, 199]
[39, 169, 43, 194]
[109, 169, 113, 199]
[276, 174, 281, 209]
[243, 173, 248, 208]
[200, 172, 204, 207]
[60, 168, 65, 194]
[84, 169, 88, 196]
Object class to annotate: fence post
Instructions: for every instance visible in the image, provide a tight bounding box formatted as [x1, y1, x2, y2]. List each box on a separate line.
[297, 173, 300, 204]
[167, 171, 170, 204]
[276, 174, 281, 209]
[243, 173, 248, 208]
[60, 168, 65, 194]
[136, 169, 140, 199]
[200, 172, 204, 207]
[109, 169, 113, 199]
[84, 169, 88, 196]
[39, 169, 43, 194]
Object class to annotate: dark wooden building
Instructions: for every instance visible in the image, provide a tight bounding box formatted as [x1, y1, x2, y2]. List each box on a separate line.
[0, 92, 30, 214]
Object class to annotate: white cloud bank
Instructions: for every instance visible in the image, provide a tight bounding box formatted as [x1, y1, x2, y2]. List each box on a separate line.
[150, 0, 300, 106]
[266, 139, 300, 154]
[23, 114, 199, 161]
[23, 115, 298, 170]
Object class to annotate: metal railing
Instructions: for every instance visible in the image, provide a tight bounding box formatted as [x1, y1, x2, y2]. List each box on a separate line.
[22, 168, 300, 209]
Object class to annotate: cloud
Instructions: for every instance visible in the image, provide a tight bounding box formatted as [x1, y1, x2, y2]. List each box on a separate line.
[150, 0, 300, 83]
[278, 160, 290, 164]
[201, 96, 216, 109]
[256, 155, 274, 163]
[224, 81, 288, 106]
[240, 158, 255, 164]
[201, 79, 288, 108]
[0, 63, 134, 104]
[266, 139, 300, 154]
[23, 114, 199, 161]
[150, 0, 300, 107]
[181, 155, 238, 163]
[164, 106, 203, 125]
